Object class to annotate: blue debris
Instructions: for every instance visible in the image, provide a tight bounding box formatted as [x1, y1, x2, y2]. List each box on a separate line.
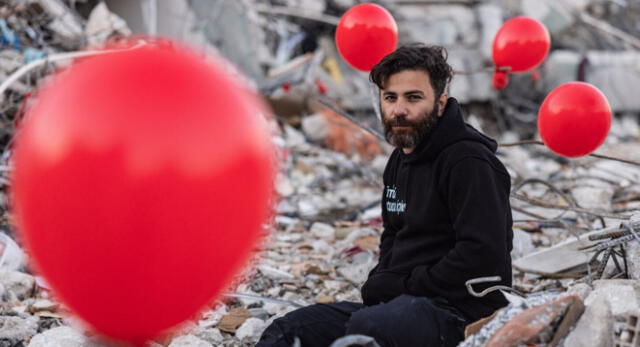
[0, 19, 21, 50]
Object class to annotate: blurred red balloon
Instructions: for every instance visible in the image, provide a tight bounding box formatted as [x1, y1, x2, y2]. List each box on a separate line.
[492, 16, 550, 73]
[531, 69, 541, 82]
[335, 3, 397, 72]
[538, 82, 612, 158]
[316, 79, 328, 94]
[12, 41, 275, 344]
[492, 71, 509, 90]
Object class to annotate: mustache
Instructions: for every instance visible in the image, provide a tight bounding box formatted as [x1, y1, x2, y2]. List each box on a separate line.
[384, 114, 417, 127]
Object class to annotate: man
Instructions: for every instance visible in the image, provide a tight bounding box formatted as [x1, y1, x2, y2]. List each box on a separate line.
[257, 44, 513, 347]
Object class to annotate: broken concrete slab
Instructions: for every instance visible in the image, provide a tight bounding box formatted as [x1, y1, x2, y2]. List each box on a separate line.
[485, 294, 583, 347]
[590, 280, 640, 320]
[513, 229, 601, 275]
[563, 290, 613, 347]
[26, 326, 86, 347]
[544, 50, 640, 113]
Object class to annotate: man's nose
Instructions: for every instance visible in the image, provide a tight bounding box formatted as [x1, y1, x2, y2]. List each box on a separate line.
[390, 100, 408, 117]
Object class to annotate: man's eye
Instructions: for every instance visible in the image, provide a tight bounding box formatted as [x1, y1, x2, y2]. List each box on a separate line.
[408, 95, 422, 101]
[384, 96, 396, 101]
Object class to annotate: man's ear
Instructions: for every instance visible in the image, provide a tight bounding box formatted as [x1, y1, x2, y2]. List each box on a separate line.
[437, 93, 448, 117]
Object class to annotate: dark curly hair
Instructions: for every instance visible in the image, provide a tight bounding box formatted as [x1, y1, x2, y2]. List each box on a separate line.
[370, 43, 453, 98]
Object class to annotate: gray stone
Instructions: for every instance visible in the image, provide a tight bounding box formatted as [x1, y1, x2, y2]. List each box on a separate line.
[511, 229, 535, 260]
[521, 0, 575, 34]
[301, 114, 329, 142]
[448, 49, 496, 103]
[544, 50, 640, 113]
[36, 0, 85, 49]
[192, 327, 224, 346]
[0, 232, 25, 271]
[310, 222, 336, 242]
[168, 334, 213, 347]
[337, 262, 374, 286]
[235, 317, 267, 343]
[396, 5, 478, 46]
[275, 174, 295, 198]
[0, 270, 35, 300]
[584, 51, 640, 113]
[189, 0, 268, 83]
[85, 2, 131, 46]
[0, 316, 38, 345]
[27, 326, 88, 347]
[626, 239, 640, 280]
[476, 4, 503, 61]
[543, 50, 581, 91]
[564, 291, 613, 347]
[571, 186, 614, 210]
[249, 308, 270, 321]
[258, 265, 294, 280]
[589, 280, 640, 319]
[567, 283, 593, 301]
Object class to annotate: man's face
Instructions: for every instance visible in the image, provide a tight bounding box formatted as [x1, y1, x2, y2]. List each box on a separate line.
[380, 70, 446, 153]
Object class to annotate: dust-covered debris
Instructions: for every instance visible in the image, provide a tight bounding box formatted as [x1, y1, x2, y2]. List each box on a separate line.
[1, 0, 640, 346]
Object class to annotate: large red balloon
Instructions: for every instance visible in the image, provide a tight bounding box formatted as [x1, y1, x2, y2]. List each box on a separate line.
[538, 82, 612, 158]
[12, 42, 275, 344]
[335, 3, 398, 72]
[492, 16, 550, 73]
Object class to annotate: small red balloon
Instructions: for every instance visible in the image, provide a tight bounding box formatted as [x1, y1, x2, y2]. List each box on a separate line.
[335, 3, 398, 72]
[492, 71, 509, 90]
[531, 69, 541, 82]
[316, 79, 328, 95]
[538, 82, 612, 158]
[492, 16, 550, 73]
[12, 41, 276, 343]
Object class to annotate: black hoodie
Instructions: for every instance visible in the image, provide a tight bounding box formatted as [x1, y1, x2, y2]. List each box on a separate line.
[360, 98, 513, 322]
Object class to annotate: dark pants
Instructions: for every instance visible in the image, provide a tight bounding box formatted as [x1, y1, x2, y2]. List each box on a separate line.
[256, 294, 468, 347]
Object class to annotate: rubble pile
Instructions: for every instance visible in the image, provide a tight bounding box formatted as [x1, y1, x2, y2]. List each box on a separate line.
[0, 0, 640, 346]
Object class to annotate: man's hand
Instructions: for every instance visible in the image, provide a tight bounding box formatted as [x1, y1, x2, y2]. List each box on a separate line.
[361, 271, 408, 306]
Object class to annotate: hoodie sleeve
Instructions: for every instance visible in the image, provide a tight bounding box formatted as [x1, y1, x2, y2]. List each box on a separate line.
[367, 204, 397, 277]
[406, 156, 511, 299]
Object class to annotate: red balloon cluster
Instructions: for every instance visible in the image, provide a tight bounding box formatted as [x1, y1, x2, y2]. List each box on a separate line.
[538, 82, 612, 157]
[335, 3, 398, 72]
[12, 42, 276, 344]
[492, 16, 550, 90]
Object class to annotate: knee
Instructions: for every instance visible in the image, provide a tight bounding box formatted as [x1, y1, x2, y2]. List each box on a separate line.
[257, 314, 297, 347]
[346, 309, 379, 337]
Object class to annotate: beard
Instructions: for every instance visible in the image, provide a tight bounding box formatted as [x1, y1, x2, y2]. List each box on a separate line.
[382, 102, 440, 149]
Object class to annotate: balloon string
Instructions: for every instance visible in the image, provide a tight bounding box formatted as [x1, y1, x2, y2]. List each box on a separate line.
[317, 96, 385, 142]
[319, 96, 638, 168]
[499, 140, 640, 167]
[453, 66, 511, 75]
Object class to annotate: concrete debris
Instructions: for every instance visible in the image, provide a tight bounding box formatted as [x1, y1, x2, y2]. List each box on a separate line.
[191, 327, 224, 346]
[0, 269, 35, 300]
[0, 232, 26, 271]
[563, 291, 613, 347]
[0, 316, 39, 346]
[168, 334, 213, 347]
[484, 294, 584, 347]
[0, 0, 640, 346]
[544, 50, 640, 113]
[85, 2, 131, 46]
[27, 326, 88, 347]
[235, 317, 267, 343]
[511, 228, 536, 260]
